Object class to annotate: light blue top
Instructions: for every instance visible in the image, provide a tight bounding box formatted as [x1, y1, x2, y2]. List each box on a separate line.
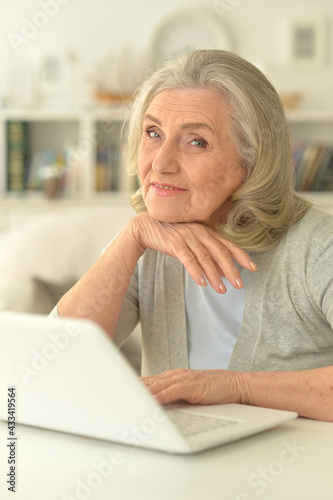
[185, 264, 250, 370]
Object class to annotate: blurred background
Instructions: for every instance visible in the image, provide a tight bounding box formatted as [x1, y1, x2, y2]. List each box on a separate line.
[0, 0, 332, 320]
[1, 0, 332, 107]
[1, 0, 332, 108]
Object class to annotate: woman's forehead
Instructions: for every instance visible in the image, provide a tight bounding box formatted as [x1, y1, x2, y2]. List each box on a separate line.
[145, 88, 231, 128]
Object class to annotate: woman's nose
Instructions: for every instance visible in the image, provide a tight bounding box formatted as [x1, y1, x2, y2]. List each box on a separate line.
[152, 140, 180, 175]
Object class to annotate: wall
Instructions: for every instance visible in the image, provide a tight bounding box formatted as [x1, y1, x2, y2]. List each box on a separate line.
[0, 0, 332, 109]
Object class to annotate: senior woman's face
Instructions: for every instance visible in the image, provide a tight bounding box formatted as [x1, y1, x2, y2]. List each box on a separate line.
[138, 88, 245, 226]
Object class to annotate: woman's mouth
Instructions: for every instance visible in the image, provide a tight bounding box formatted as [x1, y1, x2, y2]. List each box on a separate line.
[150, 183, 188, 196]
[154, 183, 178, 190]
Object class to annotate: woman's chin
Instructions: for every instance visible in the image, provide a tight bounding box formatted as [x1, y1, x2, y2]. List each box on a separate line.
[145, 207, 185, 223]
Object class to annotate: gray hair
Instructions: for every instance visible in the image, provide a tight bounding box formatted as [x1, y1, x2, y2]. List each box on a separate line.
[122, 49, 310, 251]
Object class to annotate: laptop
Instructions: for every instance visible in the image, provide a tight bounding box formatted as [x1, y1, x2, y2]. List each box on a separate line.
[0, 312, 297, 454]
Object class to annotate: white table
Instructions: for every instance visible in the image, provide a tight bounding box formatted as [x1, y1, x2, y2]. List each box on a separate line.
[0, 416, 332, 500]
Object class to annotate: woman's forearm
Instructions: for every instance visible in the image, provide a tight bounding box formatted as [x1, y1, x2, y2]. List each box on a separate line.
[58, 221, 145, 338]
[240, 366, 333, 421]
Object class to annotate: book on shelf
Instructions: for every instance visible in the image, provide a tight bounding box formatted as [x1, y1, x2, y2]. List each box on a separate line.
[6, 121, 29, 192]
[95, 142, 120, 191]
[293, 141, 333, 191]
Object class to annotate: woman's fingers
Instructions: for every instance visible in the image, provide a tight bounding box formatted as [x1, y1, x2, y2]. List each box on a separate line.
[142, 370, 206, 405]
[213, 233, 257, 272]
[173, 223, 254, 292]
[176, 233, 230, 293]
[141, 369, 243, 406]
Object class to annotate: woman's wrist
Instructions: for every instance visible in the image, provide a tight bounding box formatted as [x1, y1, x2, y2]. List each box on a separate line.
[226, 370, 251, 405]
[104, 214, 149, 267]
[125, 213, 150, 254]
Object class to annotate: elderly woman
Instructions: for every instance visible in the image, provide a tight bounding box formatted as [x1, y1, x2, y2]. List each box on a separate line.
[54, 50, 333, 421]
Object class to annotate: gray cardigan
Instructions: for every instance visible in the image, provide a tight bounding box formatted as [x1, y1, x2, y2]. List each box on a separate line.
[113, 208, 333, 376]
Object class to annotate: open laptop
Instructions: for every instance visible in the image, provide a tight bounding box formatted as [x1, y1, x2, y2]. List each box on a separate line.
[0, 312, 297, 454]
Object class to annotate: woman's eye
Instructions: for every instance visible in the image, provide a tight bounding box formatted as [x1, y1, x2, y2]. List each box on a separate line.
[146, 129, 160, 138]
[191, 139, 207, 147]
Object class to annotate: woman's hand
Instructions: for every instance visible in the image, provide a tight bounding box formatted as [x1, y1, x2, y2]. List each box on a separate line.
[142, 368, 245, 405]
[130, 212, 257, 294]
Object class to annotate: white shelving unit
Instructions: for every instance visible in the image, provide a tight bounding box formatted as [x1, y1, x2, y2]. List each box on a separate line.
[288, 110, 333, 144]
[288, 110, 333, 122]
[0, 105, 131, 199]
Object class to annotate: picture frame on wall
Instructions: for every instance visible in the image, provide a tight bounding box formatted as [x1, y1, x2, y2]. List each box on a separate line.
[288, 19, 327, 68]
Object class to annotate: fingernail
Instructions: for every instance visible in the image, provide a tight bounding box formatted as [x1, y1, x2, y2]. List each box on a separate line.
[235, 277, 244, 289]
[219, 283, 226, 294]
[249, 260, 257, 271]
[200, 277, 207, 286]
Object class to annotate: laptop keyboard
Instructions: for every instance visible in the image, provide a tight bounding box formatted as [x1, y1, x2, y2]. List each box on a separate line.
[167, 409, 238, 437]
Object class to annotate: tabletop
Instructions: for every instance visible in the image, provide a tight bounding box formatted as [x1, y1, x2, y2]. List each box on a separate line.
[0, 416, 332, 500]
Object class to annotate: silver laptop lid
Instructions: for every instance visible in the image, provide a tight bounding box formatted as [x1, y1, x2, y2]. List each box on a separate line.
[0, 312, 187, 452]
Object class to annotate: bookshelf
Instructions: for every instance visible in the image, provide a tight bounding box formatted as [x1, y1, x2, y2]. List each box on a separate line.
[288, 111, 333, 192]
[0, 105, 131, 200]
[0, 106, 333, 200]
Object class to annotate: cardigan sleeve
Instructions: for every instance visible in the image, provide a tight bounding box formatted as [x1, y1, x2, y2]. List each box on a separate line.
[306, 229, 333, 329]
[112, 263, 140, 347]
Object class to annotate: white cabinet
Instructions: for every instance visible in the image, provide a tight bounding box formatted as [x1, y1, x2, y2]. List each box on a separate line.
[0, 106, 131, 199]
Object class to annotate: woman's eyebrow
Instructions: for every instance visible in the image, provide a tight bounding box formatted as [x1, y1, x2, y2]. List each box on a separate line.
[180, 122, 213, 133]
[143, 114, 213, 133]
[143, 114, 162, 125]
